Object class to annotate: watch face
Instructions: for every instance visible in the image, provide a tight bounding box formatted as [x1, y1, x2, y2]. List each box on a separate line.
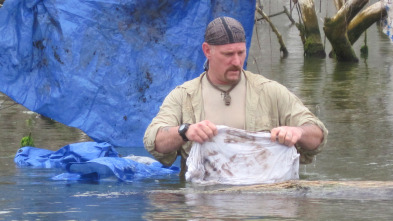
[179, 124, 185, 131]
[179, 124, 189, 141]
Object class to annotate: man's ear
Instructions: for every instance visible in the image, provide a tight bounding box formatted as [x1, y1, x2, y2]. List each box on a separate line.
[202, 42, 211, 58]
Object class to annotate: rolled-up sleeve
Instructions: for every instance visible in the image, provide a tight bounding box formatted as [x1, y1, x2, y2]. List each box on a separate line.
[297, 119, 328, 164]
[275, 83, 328, 164]
[143, 87, 184, 166]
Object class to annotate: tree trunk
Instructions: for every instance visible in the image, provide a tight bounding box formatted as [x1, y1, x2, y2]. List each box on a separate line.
[334, 0, 345, 10]
[323, 0, 369, 62]
[348, 1, 388, 44]
[298, 0, 326, 58]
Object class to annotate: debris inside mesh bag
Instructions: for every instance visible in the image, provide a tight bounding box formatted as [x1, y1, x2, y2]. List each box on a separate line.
[186, 126, 300, 185]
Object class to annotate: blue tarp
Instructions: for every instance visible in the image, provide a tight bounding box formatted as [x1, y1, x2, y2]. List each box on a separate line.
[56, 157, 179, 181]
[14, 142, 119, 168]
[0, 0, 256, 148]
[15, 142, 179, 181]
[383, 0, 393, 42]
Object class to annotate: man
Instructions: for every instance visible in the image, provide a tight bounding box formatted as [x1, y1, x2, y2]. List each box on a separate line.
[144, 16, 328, 177]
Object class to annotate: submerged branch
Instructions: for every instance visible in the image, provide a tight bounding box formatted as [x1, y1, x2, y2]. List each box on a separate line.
[283, 6, 296, 24]
[256, 6, 295, 25]
[256, 6, 289, 57]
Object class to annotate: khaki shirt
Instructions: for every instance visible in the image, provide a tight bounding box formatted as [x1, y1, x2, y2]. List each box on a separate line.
[143, 70, 328, 175]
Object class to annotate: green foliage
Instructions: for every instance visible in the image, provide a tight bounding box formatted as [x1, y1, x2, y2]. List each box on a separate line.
[25, 118, 33, 127]
[20, 133, 35, 147]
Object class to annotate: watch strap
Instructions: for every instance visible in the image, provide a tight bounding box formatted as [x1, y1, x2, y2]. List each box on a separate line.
[178, 123, 190, 141]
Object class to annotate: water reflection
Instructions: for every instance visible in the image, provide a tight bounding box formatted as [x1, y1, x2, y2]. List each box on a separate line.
[145, 186, 393, 220]
[145, 191, 300, 219]
[185, 193, 299, 219]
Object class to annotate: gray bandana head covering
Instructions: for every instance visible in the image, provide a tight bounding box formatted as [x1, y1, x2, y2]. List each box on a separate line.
[204, 17, 246, 45]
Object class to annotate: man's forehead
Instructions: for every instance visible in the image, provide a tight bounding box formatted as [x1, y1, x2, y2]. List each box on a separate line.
[215, 42, 246, 51]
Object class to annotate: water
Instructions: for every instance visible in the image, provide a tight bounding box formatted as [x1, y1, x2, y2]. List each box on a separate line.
[1, 1, 393, 220]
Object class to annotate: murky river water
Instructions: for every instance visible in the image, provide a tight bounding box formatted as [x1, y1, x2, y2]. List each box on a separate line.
[1, 1, 393, 220]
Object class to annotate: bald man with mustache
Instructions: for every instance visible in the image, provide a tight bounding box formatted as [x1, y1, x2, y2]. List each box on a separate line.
[144, 16, 328, 177]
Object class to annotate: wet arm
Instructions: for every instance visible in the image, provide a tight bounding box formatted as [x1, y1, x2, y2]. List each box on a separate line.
[270, 124, 324, 150]
[155, 126, 184, 154]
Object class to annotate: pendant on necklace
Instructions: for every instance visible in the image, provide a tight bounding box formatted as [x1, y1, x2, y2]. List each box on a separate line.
[224, 93, 231, 106]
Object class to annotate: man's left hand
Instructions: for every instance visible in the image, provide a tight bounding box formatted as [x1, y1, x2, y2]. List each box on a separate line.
[270, 126, 304, 147]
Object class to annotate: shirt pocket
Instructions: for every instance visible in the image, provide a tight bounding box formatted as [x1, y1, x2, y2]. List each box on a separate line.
[181, 95, 197, 124]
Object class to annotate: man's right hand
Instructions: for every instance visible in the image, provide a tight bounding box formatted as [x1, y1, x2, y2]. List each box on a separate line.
[186, 120, 218, 143]
[154, 120, 218, 154]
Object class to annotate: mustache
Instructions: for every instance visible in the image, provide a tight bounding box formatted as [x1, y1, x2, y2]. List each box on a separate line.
[226, 66, 242, 72]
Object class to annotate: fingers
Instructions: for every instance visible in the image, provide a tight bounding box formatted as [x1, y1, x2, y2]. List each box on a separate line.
[187, 120, 217, 143]
[271, 126, 301, 147]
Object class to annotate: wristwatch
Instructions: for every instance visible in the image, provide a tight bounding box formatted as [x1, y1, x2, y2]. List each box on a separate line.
[178, 123, 190, 141]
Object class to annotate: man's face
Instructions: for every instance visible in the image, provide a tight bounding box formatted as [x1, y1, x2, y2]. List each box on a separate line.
[203, 42, 247, 85]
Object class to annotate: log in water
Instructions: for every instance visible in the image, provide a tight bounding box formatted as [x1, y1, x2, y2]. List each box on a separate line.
[150, 180, 393, 200]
